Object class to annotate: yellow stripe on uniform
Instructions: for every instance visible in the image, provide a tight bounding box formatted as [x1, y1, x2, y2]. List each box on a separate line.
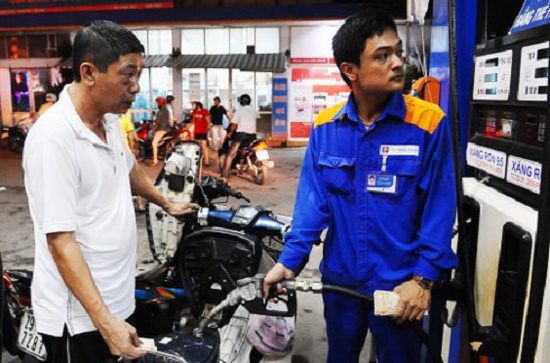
[403, 95, 446, 134]
[314, 101, 347, 128]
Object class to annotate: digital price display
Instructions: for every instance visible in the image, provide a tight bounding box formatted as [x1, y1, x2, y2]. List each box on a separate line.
[473, 50, 514, 101]
[518, 41, 549, 101]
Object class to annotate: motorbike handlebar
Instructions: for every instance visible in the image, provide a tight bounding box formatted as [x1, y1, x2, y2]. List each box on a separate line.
[221, 185, 251, 203]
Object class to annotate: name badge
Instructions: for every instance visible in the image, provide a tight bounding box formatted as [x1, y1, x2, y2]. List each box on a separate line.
[366, 174, 397, 193]
[380, 145, 419, 156]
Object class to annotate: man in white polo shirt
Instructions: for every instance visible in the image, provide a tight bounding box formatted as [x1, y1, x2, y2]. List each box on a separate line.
[220, 93, 258, 179]
[23, 20, 197, 363]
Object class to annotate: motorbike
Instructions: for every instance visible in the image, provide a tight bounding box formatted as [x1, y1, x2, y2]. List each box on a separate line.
[2, 140, 294, 363]
[218, 134, 274, 185]
[136, 120, 193, 161]
[7, 116, 34, 154]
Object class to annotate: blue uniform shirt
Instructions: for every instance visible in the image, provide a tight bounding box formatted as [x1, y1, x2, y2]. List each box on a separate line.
[279, 92, 459, 294]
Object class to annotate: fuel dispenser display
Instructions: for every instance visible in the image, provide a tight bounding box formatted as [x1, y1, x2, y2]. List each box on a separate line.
[467, 27, 548, 208]
[461, 25, 549, 363]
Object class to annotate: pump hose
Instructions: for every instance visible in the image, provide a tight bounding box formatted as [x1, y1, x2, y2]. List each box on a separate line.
[322, 284, 444, 363]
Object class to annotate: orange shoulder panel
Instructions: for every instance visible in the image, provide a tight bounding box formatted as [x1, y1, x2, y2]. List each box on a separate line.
[403, 95, 446, 134]
[314, 101, 347, 128]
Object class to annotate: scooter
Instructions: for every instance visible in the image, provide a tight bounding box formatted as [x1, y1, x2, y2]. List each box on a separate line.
[7, 115, 35, 154]
[2, 141, 294, 363]
[218, 134, 274, 185]
[136, 120, 192, 161]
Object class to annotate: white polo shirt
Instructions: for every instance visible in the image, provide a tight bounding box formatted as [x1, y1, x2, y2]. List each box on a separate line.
[23, 85, 137, 337]
[232, 105, 257, 134]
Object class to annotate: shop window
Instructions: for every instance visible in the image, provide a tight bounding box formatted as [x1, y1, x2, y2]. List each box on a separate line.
[181, 69, 206, 118]
[255, 28, 279, 54]
[30, 69, 51, 111]
[256, 72, 273, 111]
[182, 29, 204, 55]
[11, 71, 30, 112]
[230, 28, 246, 54]
[0, 37, 7, 59]
[232, 69, 255, 111]
[206, 29, 229, 55]
[131, 68, 151, 122]
[206, 69, 230, 110]
[9, 36, 27, 59]
[132, 30, 149, 55]
[28, 35, 49, 58]
[148, 29, 171, 55]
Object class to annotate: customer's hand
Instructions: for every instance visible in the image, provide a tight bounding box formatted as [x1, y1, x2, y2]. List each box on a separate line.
[165, 202, 199, 216]
[263, 262, 296, 300]
[97, 315, 147, 361]
[392, 279, 431, 323]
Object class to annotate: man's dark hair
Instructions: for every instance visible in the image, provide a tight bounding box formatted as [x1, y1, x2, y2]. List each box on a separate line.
[166, 95, 175, 103]
[72, 20, 145, 82]
[332, 10, 397, 87]
[213, 96, 221, 102]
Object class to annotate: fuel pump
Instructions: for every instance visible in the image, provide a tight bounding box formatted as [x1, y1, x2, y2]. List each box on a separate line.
[443, 0, 550, 361]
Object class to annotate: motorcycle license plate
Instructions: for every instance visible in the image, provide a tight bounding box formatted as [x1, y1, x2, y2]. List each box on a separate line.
[256, 149, 269, 161]
[17, 311, 47, 361]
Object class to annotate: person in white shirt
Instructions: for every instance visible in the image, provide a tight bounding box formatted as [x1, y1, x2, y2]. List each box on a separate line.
[23, 20, 198, 363]
[220, 94, 258, 179]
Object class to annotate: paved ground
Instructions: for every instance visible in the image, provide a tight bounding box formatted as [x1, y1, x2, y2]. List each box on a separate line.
[0, 137, 374, 363]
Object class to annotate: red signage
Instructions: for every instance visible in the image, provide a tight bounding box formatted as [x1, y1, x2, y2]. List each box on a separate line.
[290, 57, 335, 64]
[0, 2, 173, 16]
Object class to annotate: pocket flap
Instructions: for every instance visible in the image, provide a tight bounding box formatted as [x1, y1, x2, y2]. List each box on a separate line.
[319, 153, 356, 168]
[383, 158, 420, 176]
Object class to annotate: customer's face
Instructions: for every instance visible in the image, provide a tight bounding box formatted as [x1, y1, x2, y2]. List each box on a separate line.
[348, 28, 405, 95]
[95, 53, 144, 114]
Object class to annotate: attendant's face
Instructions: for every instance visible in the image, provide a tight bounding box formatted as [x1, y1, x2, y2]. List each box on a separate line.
[341, 28, 405, 95]
[93, 53, 144, 114]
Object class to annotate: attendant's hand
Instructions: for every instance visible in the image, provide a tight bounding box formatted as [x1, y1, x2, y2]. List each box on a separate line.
[392, 279, 431, 323]
[263, 263, 296, 300]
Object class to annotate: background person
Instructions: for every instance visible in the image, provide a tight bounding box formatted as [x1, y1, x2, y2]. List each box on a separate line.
[191, 101, 211, 167]
[220, 93, 257, 179]
[209, 96, 230, 150]
[22, 20, 198, 363]
[38, 92, 57, 116]
[263, 10, 458, 363]
[151, 96, 170, 166]
[165, 95, 176, 127]
[119, 111, 146, 212]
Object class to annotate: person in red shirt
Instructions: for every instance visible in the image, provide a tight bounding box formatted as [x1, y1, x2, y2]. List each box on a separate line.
[191, 101, 211, 166]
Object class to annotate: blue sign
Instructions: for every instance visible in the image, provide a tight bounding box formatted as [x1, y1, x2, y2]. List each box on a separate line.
[272, 77, 288, 139]
[510, 0, 550, 34]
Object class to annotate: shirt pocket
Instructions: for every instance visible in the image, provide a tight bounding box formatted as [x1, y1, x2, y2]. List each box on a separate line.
[367, 157, 420, 201]
[318, 153, 356, 195]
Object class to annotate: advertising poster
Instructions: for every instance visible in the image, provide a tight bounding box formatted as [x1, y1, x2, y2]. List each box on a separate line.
[272, 77, 288, 140]
[189, 73, 201, 103]
[289, 82, 313, 139]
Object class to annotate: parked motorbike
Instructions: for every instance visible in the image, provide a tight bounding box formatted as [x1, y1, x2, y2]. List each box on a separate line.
[7, 116, 34, 154]
[2, 269, 42, 362]
[2, 140, 293, 363]
[136, 120, 193, 161]
[218, 134, 274, 185]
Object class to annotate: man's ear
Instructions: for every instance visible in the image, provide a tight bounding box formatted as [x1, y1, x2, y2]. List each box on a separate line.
[80, 63, 95, 84]
[339, 62, 357, 83]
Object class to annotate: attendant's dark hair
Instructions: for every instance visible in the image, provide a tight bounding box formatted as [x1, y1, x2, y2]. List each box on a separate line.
[332, 10, 397, 87]
[72, 20, 145, 82]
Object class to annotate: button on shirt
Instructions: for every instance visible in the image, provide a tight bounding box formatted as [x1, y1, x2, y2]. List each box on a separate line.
[278, 92, 458, 294]
[23, 85, 137, 336]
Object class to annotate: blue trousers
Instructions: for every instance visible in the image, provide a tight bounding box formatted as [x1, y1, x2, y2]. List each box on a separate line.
[323, 290, 422, 363]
